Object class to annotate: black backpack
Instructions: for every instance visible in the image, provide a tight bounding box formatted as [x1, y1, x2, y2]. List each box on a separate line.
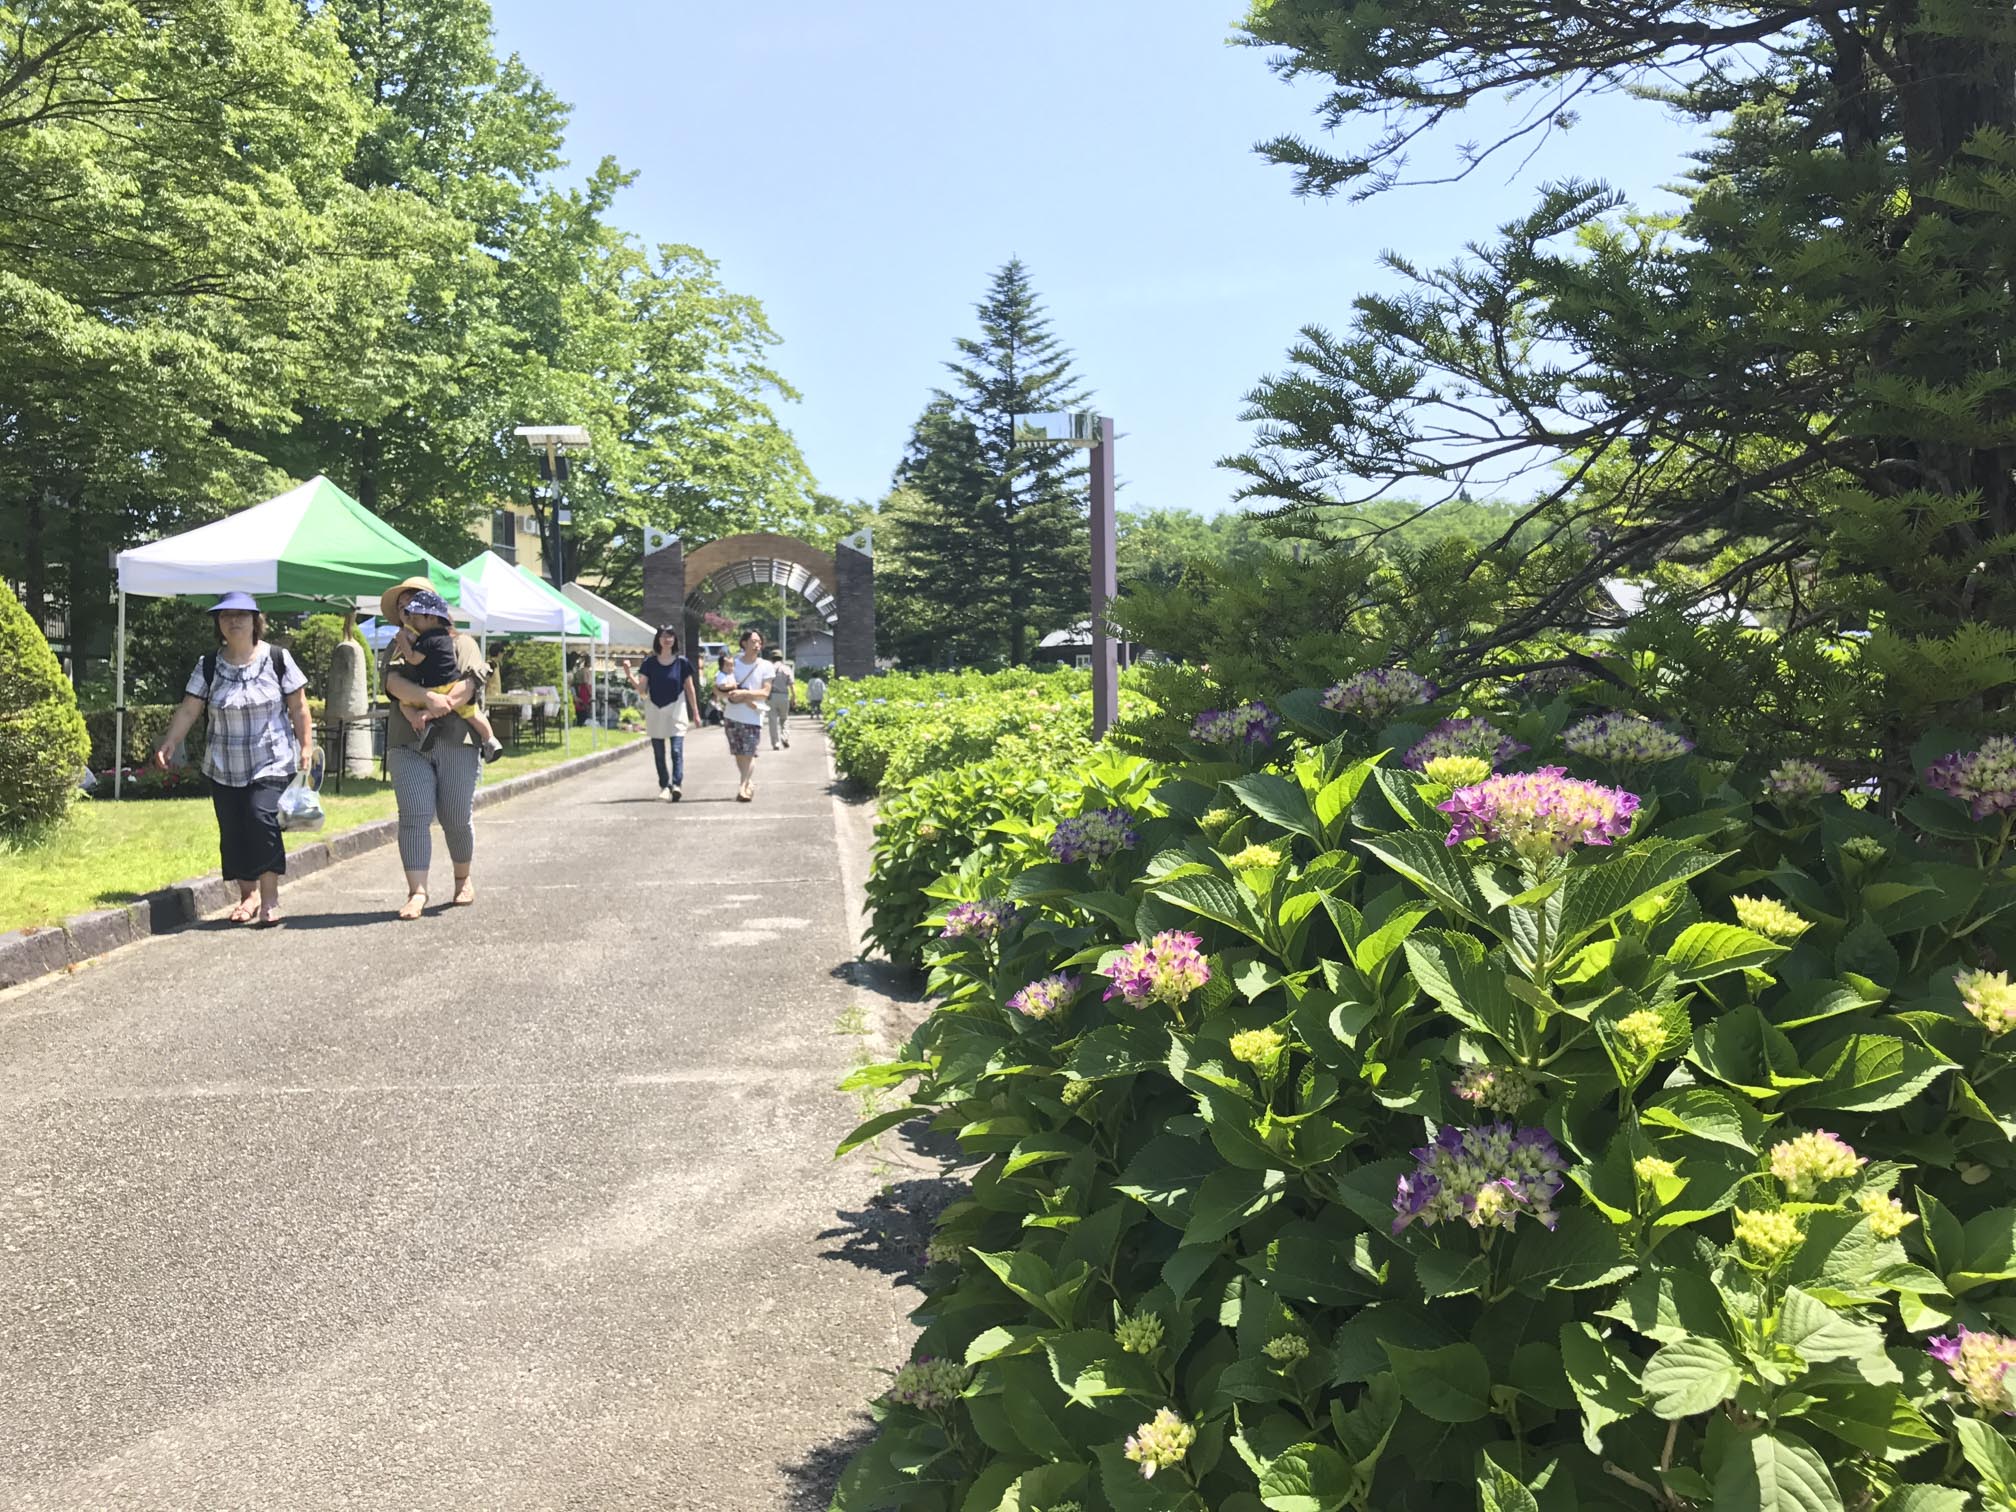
[201, 646, 298, 711]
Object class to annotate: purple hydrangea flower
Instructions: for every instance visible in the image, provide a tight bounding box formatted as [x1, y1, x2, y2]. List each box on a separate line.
[887, 1355, 968, 1412]
[1006, 973, 1079, 1021]
[1049, 807, 1140, 864]
[1929, 1329, 2016, 1415]
[1439, 766, 1640, 860]
[1925, 738, 2016, 819]
[1323, 668, 1438, 720]
[1392, 1123, 1568, 1234]
[1404, 718, 1528, 772]
[940, 899, 1019, 942]
[1563, 713, 1695, 764]
[1192, 703, 1279, 747]
[1100, 930, 1211, 1009]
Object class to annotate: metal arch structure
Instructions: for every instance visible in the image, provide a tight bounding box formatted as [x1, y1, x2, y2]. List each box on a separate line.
[683, 534, 840, 626]
[640, 529, 876, 679]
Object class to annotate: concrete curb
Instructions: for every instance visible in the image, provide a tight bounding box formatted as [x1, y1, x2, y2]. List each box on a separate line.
[0, 739, 647, 992]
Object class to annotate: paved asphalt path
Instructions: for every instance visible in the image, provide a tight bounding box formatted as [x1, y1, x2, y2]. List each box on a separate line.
[0, 722, 927, 1511]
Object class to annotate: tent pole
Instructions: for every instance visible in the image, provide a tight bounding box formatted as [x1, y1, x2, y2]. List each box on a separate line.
[561, 630, 570, 755]
[113, 590, 127, 799]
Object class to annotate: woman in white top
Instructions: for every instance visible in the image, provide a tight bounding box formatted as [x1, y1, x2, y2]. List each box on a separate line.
[715, 629, 775, 803]
[151, 592, 312, 926]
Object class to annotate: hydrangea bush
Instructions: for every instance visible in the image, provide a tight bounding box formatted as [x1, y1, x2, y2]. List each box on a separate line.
[834, 680, 2016, 1512]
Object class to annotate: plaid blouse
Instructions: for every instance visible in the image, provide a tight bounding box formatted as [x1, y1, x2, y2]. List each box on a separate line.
[185, 647, 307, 787]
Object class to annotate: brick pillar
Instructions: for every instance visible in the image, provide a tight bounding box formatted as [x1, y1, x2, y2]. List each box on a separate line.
[642, 533, 684, 642]
[834, 539, 876, 680]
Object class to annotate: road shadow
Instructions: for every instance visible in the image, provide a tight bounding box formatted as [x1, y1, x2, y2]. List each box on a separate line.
[780, 1414, 878, 1511]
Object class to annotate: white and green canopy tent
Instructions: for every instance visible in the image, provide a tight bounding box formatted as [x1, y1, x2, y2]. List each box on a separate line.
[456, 551, 609, 750]
[112, 476, 465, 796]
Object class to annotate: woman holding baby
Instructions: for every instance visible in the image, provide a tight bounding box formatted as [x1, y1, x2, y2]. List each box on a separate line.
[379, 576, 489, 920]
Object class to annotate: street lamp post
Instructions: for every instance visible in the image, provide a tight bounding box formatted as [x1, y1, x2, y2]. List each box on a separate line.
[513, 426, 591, 750]
[1013, 411, 1118, 738]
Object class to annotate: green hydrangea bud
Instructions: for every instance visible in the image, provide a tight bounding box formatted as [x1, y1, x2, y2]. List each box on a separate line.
[1839, 835, 1887, 864]
[1733, 1207, 1804, 1263]
[1858, 1191, 1917, 1239]
[1263, 1334, 1310, 1366]
[1422, 755, 1493, 789]
[1613, 1009, 1667, 1060]
[1199, 806, 1237, 838]
[1733, 895, 1809, 940]
[1229, 1027, 1288, 1073]
[1115, 1311, 1165, 1355]
[1061, 1078, 1097, 1108]
[924, 1233, 966, 1265]
[1634, 1155, 1679, 1182]
[1768, 1130, 1865, 1198]
[1226, 842, 1284, 872]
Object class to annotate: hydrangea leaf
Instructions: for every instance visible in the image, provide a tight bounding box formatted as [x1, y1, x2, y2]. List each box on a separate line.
[1640, 1086, 1763, 1152]
[1228, 771, 1325, 843]
[1256, 1443, 1356, 1512]
[1381, 1340, 1493, 1423]
[1713, 1427, 1844, 1512]
[1642, 1336, 1742, 1419]
[1559, 1323, 1642, 1453]
[1666, 922, 1787, 981]
[1784, 1033, 1954, 1115]
[1776, 1286, 1901, 1383]
[1502, 1208, 1637, 1294]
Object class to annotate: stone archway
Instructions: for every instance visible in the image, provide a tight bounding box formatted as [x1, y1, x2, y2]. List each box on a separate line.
[640, 529, 875, 679]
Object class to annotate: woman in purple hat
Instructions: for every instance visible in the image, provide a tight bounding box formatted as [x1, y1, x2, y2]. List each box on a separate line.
[381, 578, 490, 920]
[151, 592, 312, 926]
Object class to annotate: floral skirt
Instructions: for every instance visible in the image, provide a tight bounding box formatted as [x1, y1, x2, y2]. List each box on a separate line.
[725, 720, 763, 758]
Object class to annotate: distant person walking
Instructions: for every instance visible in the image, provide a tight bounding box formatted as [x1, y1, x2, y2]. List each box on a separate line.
[620, 626, 701, 802]
[806, 673, 826, 720]
[714, 630, 775, 803]
[706, 653, 733, 725]
[766, 658, 794, 750]
[151, 592, 311, 927]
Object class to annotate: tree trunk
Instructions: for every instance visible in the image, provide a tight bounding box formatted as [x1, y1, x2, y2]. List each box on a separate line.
[22, 489, 46, 631]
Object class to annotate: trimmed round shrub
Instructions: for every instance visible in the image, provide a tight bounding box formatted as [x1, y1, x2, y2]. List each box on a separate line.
[0, 581, 90, 832]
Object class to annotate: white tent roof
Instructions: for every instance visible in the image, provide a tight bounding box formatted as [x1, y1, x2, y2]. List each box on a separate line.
[457, 552, 607, 640]
[560, 581, 657, 653]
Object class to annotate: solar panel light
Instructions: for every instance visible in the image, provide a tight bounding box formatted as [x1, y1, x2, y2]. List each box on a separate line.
[1012, 412, 1102, 447]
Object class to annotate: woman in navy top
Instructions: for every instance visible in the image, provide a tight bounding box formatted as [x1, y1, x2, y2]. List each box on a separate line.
[620, 626, 702, 801]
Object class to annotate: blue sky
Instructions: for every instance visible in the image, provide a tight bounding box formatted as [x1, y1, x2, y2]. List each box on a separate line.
[487, 1, 1707, 515]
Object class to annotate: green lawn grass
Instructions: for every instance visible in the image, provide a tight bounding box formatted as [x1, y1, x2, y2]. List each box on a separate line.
[0, 729, 643, 934]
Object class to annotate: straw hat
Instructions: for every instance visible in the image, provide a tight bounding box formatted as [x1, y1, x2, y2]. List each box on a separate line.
[379, 576, 435, 621]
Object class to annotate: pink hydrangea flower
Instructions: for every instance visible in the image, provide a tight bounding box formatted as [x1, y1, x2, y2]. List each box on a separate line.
[1926, 738, 2016, 818]
[1439, 766, 1640, 860]
[1100, 930, 1211, 1009]
[1323, 668, 1437, 720]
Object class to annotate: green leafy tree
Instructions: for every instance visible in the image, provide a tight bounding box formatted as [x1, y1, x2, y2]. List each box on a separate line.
[1230, 0, 2016, 780]
[881, 260, 1091, 667]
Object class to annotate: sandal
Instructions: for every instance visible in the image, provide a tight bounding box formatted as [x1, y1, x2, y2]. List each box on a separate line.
[227, 898, 259, 924]
[397, 891, 428, 921]
[452, 879, 476, 906]
[255, 907, 284, 928]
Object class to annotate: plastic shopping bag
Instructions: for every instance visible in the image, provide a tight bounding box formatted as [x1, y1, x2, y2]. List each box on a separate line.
[277, 769, 325, 833]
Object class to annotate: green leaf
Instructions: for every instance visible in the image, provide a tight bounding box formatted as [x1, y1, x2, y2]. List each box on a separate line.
[1357, 831, 1494, 927]
[1879, 1490, 1968, 1512]
[1502, 1208, 1638, 1294]
[1834, 914, 1902, 986]
[1184, 1166, 1288, 1247]
[1713, 1428, 1844, 1512]
[1331, 1372, 1402, 1478]
[1667, 921, 1787, 981]
[1477, 1466, 1542, 1512]
[1404, 931, 1526, 1049]
[834, 1105, 930, 1157]
[1151, 870, 1265, 940]
[1559, 1323, 1642, 1453]
[1352, 902, 1434, 976]
[1115, 1135, 1219, 1229]
[1257, 1444, 1355, 1512]
[1689, 1003, 1812, 1097]
[1229, 772, 1324, 844]
[1381, 1340, 1492, 1423]
[1640, 1086, 1762, 1153]
[1642, 1336, 1742, 1419]
[1776, 1286, 1901, 1384]
[1784, 1033, 1954, 1114]
[1957, 1417, 2016, 1497]
[1042, 1329, 1161, 1409]
[1600, 1266, 1726, 1345]
[1555, 841, 1726, 951]
[1070, 1022, 1171, 1081]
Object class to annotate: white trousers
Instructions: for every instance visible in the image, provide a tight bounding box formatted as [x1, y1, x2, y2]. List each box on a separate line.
[765, 704, 788, 747]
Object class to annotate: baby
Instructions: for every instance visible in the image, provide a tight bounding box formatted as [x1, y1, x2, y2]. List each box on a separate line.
[390, 589, 503, 761]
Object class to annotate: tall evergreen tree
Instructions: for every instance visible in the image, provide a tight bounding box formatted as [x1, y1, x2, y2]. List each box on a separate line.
[881, 260, 1090, 667]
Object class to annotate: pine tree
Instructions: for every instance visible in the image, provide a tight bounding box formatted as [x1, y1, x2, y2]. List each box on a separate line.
[881, 260, 1090, 666]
